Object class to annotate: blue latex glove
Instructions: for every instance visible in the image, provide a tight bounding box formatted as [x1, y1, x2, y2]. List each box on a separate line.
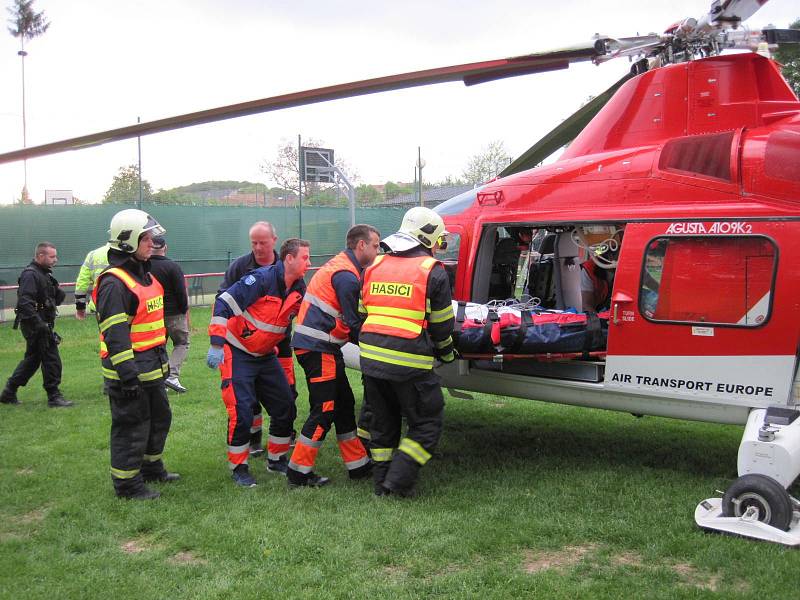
[206, 345, 224, 369]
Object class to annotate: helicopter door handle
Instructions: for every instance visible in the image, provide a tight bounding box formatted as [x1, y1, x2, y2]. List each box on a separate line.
[611, 292, 633, 325]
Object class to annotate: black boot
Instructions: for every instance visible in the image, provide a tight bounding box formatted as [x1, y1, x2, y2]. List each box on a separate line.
[348, 460, 373, 480]
[1, 385, 19, 405]
[288, 471, 330, 488]
[113, 475, 160, 500]
[142, 459, 180, 483]
[142, 471, 181, 483]
[47, 391, 74, 408]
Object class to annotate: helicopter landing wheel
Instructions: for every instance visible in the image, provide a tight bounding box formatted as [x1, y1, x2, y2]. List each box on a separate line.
[721, 474, 793, 532]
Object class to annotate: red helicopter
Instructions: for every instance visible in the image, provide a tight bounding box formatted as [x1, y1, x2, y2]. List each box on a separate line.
[2, 0, 799, 544]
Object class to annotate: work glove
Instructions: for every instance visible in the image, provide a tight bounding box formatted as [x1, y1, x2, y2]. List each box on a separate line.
[439, 350, 456, 364]
[121, 382, 141, 399]
[206, 345, 224, 369]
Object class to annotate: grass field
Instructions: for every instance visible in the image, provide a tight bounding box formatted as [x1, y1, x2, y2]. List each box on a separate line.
[1, 308, 797, 599]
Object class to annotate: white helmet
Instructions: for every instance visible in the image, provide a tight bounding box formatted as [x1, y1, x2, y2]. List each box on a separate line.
[382, 206, 447, 252]
[107, 209, 166, 253]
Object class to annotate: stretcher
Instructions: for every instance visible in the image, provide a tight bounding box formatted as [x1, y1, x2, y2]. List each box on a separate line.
[452, 300, 608, 361]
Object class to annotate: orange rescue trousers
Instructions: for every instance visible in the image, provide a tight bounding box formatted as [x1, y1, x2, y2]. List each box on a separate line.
[220, 345, 294, 469]
[287, 350, 370, 484]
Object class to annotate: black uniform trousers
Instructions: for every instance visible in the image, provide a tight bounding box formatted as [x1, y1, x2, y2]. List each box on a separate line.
[8, 320, 61, 394]
[108, 381, 172, 493]
[364, 370, 444, 494]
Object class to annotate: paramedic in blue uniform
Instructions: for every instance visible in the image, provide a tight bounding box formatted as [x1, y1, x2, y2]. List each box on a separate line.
[207, 239, 311, 487]
[218, 221, 297, 456]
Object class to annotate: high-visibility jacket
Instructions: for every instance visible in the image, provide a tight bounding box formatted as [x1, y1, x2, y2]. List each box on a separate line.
[94, 267, 168, 383]
[75, 246, 110, 312]
[209, 261, 305, 357]
[360, 253, 455, 379]
[292, 251, 360, 354]
[581, 260, 610, 310]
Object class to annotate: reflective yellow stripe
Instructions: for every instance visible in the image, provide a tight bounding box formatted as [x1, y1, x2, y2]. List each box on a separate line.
[110, 349, 134, 365]
[100, 341, 108, 353]
[130, 320, 165, 333]
[132, 335, 166, 350]
[110, 467, 139, 479]
[363, 315, 422, 335]
[435, 336, 453, 349]
[99, 312, 128, 332]
[105, 267, 137, 289]
[359, 342, 434, 369]
[356, 427, 371, 440]
[143, 453, 162, 462]
[429, 305, 454, 324]
[366, 305, 426, 320]
[399, 438, 432, 465]
[420, 257, 437, 270]
[371, 448, 393, 462]
[102, 367, 120, 380]
[439, 352, 455, 362]
[138, 367, 165, 382]
[358, 299, 366, 315]
[103, 366, 164, 382]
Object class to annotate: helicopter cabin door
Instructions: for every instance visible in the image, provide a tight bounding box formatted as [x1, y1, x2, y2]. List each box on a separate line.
[605, 220, 799, 410]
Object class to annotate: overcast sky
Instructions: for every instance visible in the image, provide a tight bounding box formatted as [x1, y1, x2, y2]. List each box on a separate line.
[0, 0, 797, 204]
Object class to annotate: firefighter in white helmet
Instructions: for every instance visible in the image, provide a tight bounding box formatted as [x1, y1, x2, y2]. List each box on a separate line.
[94, 209, 179, 500]
[358, 206, 455, 497]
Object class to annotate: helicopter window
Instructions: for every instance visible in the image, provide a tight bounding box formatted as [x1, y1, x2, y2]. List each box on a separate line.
[658, 131, 735, 182]
[639, 236, 776, 327]
[435, 233, 460, 292]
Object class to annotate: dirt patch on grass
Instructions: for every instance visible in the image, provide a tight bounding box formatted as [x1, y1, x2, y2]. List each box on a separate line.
[15, 467, 34, 476]
[121, 538, 154, 554]
[382, 565, 409, 581]
[672, 563, 721, 591]
[12, 507, 48, 525]
[611, 551, 644, 568]
[168, 550, 208, 566]
[523, 543, 599, 573]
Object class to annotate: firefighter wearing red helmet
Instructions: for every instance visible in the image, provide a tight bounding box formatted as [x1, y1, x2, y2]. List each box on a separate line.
[359, 207, 455, 497]
[94, 209, 179, 500]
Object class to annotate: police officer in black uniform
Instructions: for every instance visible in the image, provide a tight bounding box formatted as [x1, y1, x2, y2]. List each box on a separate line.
[1, 242, 73, 407]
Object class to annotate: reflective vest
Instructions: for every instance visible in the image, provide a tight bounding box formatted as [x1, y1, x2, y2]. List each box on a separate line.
[361, 254, 437, 339]
[94, 267, 167, 358]
[294, 251, 360, 349]
[211, 290, 304, 357]
[75, 246, 110, 311]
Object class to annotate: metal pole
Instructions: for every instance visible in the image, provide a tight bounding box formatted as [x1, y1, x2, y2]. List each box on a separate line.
[413, 166, 418, 205]
[298, 134, 303, 239]
[418, 146, 423, 206]
[348, 186, 355, 227]
[137, 116, 143, 209]
[19, 43, 28, 199]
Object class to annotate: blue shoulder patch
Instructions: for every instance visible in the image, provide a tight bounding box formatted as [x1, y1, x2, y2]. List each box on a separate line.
[244, 275, 256, 286]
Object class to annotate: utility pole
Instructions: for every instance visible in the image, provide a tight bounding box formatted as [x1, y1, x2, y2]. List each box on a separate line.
[417, 146, 425, 207]
[298, 134, 303, 239]
[137, 117, 143, 209]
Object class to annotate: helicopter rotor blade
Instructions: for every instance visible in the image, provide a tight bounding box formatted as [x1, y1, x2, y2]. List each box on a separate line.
[498, 66, 638, 178]
[0, 42, 608, 166]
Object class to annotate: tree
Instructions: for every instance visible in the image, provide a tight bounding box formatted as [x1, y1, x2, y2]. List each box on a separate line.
[7, 0, 49, 200]
[103, 165, 153, 204]
[773, 19, 800, 98]
[461, 140, 512, 185]
[260, 138, 357, 203]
